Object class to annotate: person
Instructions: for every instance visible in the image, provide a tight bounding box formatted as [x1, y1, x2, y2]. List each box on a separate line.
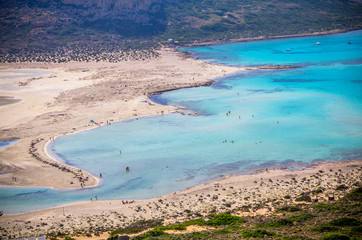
[100, 173, 102, 178]
[126, 166, 130, 172]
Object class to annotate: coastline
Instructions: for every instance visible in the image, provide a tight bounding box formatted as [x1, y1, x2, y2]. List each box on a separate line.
[183, 28, 360, 47]
[0, 48, 244, 189]
[1, 159, 360, 239]
[0, 31, 361, 239]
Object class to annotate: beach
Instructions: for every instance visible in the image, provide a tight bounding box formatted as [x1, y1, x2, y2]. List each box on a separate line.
[0, 48, 243, 189]
[0, 44, 361, 239]
[0, 160, 360, 239]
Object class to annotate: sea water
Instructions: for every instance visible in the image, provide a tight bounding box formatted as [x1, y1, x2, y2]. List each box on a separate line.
[0, 31, 361, 214]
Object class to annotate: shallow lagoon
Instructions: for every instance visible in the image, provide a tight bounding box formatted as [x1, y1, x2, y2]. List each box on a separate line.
[0, 31, 361, 214]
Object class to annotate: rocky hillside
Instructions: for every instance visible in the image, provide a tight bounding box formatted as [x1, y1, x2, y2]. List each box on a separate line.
[0, 0, 361, 61]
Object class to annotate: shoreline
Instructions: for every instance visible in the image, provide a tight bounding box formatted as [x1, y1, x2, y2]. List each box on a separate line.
[1, 159, 360, 239]
[183, 28, 360, 47]
[43, 136, 101, 189]
[0, 31, 361, 238]
[0, 48, 244, 190]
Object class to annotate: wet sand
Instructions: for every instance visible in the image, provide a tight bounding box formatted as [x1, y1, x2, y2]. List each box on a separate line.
[0, 96, 21, 107]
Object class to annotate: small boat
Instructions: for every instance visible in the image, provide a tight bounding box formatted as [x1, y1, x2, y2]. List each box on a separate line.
[316, 42, 320, 45]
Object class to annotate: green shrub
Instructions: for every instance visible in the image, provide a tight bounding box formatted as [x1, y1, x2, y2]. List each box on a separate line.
[343, 187, 362, 202]
[349, 225, 362, 235]
[295, 195, 312, 202]
[241, 229, 275, 238]
[321, 233, 351, 240]
[131, 229, 168, 240]
[277, 206, 301, 212]
[287, 212, 314, 222]
[265, 218, 294, 227]
[155, 218, 206, 232]
[265, 213, 313, 227]
[312, 204, 342, 211]
[109, 219, 163, 239]
[213, 228, 231, 235]
[336, 184, 348, 190]
[206, 213, 246, 226]
[311, 225, 339, 232]
[329, 217, 360, 227]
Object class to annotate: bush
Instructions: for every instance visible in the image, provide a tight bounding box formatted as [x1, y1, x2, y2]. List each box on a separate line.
[295, 195, 312, 202]
[206, 213, 246, 226]
[321, 233, 351, 240]
[155, 218, 206, 232]
[131, 229, 168, 240]
[329, 217, 360, 227]
[349, 225, 362, 235]
[312, 204, 342, 211]
[108, 219, 163, 239]
[265, 213, 314, 227]
[213, 228, 231, 235]
[311, 225, 339, 232]
[336, 184, 348, 190]
[287, 212, 314, 222]
[343, 187, 362, 202]
[277, 206, 301, 212]
[265, 218, 294, 227]
[241, 229, 275, 238]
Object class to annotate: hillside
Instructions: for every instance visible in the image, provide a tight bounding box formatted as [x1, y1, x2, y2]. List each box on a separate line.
[0, 0, 361, 62]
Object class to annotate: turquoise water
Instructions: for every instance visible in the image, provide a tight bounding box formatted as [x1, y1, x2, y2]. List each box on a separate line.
[0, 31, 361, 214]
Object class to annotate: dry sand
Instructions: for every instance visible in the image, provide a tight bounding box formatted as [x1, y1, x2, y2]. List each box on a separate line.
[0, 48, 361, 239]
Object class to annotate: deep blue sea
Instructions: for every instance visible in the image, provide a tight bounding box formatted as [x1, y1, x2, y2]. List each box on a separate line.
[1, 31, 361, 214]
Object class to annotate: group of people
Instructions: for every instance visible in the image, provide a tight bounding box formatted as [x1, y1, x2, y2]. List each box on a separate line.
[90, 195, 98, 201]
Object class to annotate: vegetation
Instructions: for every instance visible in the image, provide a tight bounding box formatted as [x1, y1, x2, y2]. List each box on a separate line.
[241, 229, 275, 238]
[0, 0, 362, 62]
[205, 213, 246, 226]
[99, 187, 362, 239]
